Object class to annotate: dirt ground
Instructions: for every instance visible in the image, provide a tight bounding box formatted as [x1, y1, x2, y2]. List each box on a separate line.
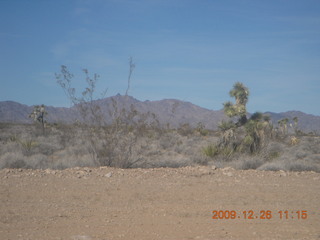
[0, 166, 319, 240]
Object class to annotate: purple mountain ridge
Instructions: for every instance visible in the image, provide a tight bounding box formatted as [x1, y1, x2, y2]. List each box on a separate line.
[1, 95, 319, 133]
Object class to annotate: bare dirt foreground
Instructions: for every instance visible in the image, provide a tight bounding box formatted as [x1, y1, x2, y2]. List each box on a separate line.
[0, 166, 319, 240]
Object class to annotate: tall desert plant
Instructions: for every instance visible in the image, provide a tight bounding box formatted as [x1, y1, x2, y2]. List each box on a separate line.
[278, 118, 289, 135]
[292, 116, 299, 134]
[29, 104, 48, 135]
[207, 83, 274, 159]
[223, 82, 249, 126]
[242, 112, 271, 153]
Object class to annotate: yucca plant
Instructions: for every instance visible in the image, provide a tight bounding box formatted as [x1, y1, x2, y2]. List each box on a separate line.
[242, 112, 271, 153]
[278, 118, 289, 135]
[223, 82, 250, 126]
[18, 139, 38, 155]
[29, 104, 48, 135]
[202, 144, 220, 158]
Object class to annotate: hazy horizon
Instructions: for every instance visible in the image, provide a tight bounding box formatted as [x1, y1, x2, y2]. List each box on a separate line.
[2, 93, 320, 117]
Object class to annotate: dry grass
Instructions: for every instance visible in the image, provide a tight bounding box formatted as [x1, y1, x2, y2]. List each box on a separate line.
[0, 123, 319, 172]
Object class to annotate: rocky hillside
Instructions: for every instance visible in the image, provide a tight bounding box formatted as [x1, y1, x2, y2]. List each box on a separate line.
[1, 95, 319, 132]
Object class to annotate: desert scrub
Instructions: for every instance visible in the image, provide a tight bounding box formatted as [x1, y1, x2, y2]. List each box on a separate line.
[0, 152, 27, 169]
[267, 151, 281, 160]
[202, 144, 219, 158]
[196, 122, 209, 136]
[18, 139, 38, 156]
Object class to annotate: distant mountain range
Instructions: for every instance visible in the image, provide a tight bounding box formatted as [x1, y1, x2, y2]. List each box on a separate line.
[1, 94, 319, 133]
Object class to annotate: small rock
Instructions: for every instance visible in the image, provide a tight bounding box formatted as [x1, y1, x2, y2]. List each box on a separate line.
[105, 172, 113, 178]
[279, 170, 287, 177]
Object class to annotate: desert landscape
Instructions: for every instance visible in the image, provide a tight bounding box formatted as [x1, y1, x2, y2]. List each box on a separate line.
[1, 102, 320, 239]
[1, 82, 320, 240]
[2, 1, 320, 239]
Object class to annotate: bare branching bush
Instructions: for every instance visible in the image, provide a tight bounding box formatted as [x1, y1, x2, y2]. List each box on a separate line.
[87, 99, 154, 168]
[55, 64, 158, 168]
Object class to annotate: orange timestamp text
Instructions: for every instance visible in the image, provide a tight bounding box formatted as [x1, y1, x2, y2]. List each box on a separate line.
[212, 210, 308, 220]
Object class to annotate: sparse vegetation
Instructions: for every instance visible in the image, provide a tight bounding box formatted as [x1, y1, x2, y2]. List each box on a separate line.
[201, 82, 320, 172]
[0, 120, 319, 172]
[1, 78, 319, 173]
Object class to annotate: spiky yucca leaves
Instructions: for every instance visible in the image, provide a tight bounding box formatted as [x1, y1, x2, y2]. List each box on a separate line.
[223, 82, 249, 126]
[218, 120, 236, 147]
[18, 139, 38, 156]
[243, 119, 263, 153]
[205, 112, 272, 160]
[241, 112, 272, 153]
[223, 101, 237, 118]
[229, 82, 250, 105]
[218, 120, 236, 132]
[202, 144, 219, 158]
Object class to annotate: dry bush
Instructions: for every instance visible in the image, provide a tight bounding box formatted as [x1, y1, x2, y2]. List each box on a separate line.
[258, 160, 319, 172]
[55, 66, 163, 168]
[0, 152, 26, 169]
[177, 123, 194, 136]
[0, 141, 21, 155]
[286, 161, 319, 172]
[230, 156, 265, 170]
[256, 136, 320, 172]
[1, 113, 319, 172]
[257, 161, 285, 171]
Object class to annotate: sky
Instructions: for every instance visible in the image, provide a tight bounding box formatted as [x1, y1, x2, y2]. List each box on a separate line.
[1, 0, 320, 115]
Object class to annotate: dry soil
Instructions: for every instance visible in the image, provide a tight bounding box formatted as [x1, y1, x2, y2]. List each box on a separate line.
[0, 166, 319, 240]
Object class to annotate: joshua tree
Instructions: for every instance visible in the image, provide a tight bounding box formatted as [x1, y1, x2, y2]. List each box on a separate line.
[29, 104, 47, 134]
[278, 118, 289, 135]
[214, 83, 272, 155]
[243, 112, 271, 153]
[218, 120, 236, 147]
[223, 82, 249, 126]
[293, 116, 299, 134]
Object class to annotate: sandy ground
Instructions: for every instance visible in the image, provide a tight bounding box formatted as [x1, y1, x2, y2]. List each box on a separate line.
[0, 166, 319, 240]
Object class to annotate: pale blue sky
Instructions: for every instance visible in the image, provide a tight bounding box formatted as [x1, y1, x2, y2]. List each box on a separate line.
[1, 0, 320, 115]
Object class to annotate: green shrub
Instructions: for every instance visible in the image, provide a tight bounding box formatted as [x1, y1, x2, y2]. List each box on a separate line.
[268, 151, 280, 160]
[202, 144, 219, 158]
